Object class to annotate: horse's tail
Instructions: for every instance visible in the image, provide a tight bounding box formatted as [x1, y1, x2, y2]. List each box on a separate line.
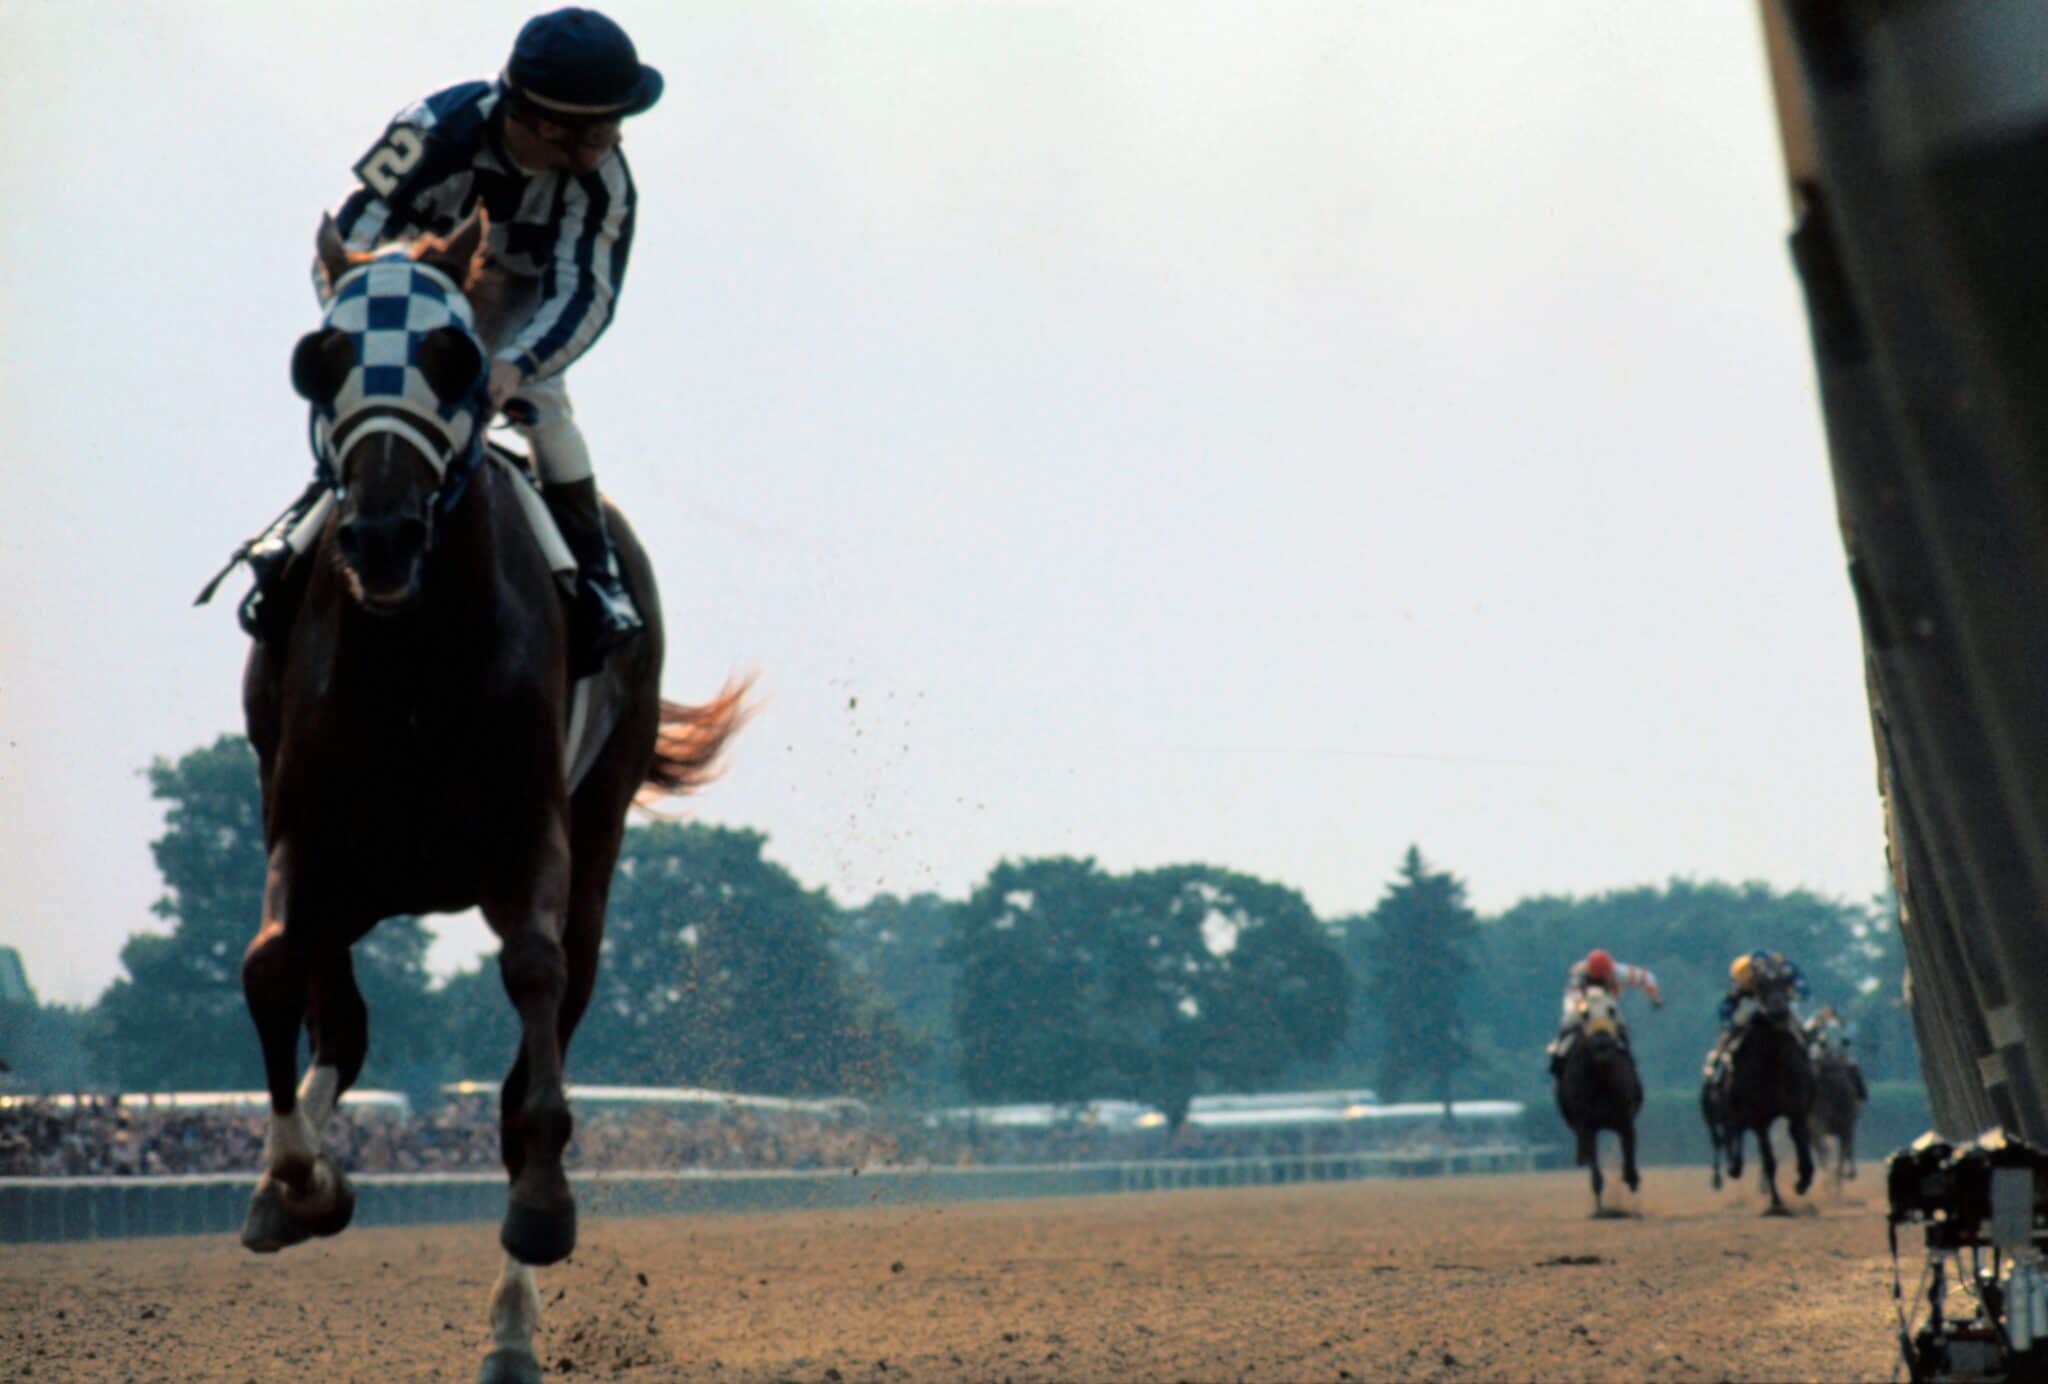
[637, 675, 756, 800]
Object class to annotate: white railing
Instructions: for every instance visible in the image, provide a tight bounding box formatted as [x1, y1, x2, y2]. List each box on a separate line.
[0, 1143, 1559, 1245]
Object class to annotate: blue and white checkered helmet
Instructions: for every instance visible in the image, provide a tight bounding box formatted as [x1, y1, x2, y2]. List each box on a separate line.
[309, 250, 487, 484]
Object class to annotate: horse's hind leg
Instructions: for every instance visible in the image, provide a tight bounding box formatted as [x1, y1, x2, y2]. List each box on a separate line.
[481, 796, 626, 1379]
[479, 1256, 545, 1384]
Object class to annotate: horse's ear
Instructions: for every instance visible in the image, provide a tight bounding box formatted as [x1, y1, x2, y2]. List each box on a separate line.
[291, 327, 353, 404]
[314, 215, 352, 299]
[419, 207, 488, 291]
[415, 326, 483, 405]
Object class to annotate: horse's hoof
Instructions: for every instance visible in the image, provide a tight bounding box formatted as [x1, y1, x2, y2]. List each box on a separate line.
[241, 1183, 312, 1253]
[303, 1164, 357, 1238]
[240, 1159, 356, 1251]
[1762, 1203, 1793, 1218]
[502, 1199, 577, 1267]
[478, 1347, 545, 1384]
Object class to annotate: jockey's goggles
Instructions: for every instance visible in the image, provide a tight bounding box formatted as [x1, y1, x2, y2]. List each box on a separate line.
[528, 114, 622, 153]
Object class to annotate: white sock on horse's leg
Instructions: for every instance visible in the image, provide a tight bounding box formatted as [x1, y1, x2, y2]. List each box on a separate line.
[297, 1064, 341, 1136]
[490, 1255, 542, 1355]
[259, 1065, 339, 1203]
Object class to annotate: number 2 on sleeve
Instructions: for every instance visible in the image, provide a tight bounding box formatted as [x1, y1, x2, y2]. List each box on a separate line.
[356, 126, 426, 198]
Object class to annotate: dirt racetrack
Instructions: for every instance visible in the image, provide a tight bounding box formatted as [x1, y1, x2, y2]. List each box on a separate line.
[0, 1168, 1903, 1382]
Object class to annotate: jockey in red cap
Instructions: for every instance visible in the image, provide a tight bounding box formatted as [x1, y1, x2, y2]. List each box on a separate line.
[1548, 948, 1662, 1074]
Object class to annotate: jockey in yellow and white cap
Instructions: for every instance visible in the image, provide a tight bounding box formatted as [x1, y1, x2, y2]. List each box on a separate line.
[1704, 950, 1810, 1080]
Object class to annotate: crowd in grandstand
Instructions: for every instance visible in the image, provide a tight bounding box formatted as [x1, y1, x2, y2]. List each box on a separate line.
[0, 1092, 1508, 1178]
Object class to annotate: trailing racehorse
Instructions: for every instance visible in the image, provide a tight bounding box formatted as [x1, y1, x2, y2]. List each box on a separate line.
[1807, 1012, 1867, 1189]
[1704, 979, 1817, 1215]
[1553, 985, 1645, 1217]
[231, 211, 747, 1383]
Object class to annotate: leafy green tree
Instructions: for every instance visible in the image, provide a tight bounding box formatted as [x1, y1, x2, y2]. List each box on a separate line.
[947, 857, 1110, 1105]
[1358, 846, 1480, 1113]
[537, 821, 900, 1094]
[1841, 891, 1919, 1085]
[89, 736, 437, 1091]
[0, 1001, 95, 1090]
[1121, 865, 1349, 1125]
[836, 892, 962, 1102]
[948, 858, 1350, 1124]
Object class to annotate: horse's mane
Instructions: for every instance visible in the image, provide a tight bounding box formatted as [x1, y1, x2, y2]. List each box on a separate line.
[347, 221, 489, 293]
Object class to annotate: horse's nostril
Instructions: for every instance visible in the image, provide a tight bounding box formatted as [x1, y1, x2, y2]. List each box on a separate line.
[337, 524, 361, 559]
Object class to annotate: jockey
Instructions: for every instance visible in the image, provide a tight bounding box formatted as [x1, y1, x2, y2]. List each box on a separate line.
[1803, 1004, 1871, 1094]
[1705, 950, 1810, 1079]
[236, 8, 658, 670]
[1546, 948, 1662, 1074]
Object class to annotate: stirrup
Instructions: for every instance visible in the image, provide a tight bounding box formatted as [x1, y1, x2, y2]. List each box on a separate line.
[567, 567, 643, 677]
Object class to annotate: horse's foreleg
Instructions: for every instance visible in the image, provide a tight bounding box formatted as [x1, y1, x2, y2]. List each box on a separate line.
[1621, 1121, 1640, 1195]
[1580, 1127, 1603, 1213]
[238, 860, 355, 1251]
[478, 1256, 545, 1384]
[1790, 1111, 1817, 1198]
[486, 844, 576, 1268]
[305, 950, 370, 1116]
[1757, 1126, 1788, 1215]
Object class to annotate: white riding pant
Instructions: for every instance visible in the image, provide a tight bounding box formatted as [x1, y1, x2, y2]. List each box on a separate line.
[506, 373, 592, 485]
[477, 274, 594, 486]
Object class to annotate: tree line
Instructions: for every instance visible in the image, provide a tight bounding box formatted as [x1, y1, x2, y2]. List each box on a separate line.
[0, 736, 1919, 1116]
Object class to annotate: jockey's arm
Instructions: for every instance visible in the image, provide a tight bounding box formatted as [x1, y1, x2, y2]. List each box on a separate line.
[314, 94, 476, 305]
[1616, 962, 1662, 1006]
[313, 146, 463, 306]
[500, 160, 634, 385]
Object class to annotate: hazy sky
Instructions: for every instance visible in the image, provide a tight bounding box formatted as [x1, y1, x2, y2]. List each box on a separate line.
[0, 1, 1878, 1007]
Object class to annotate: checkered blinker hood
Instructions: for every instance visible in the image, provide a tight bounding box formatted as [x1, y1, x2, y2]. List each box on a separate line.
[297, 251, 490, 524]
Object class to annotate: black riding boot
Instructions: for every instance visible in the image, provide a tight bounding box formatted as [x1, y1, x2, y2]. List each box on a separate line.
[235, 480, 325, 646]
[543, 478, 644, 677]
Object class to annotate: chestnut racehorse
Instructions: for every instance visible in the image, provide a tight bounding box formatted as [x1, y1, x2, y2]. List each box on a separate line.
[236, 209, 746, 1384]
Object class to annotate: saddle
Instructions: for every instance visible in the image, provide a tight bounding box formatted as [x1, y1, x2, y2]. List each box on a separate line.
[484, 437, 579, 586]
